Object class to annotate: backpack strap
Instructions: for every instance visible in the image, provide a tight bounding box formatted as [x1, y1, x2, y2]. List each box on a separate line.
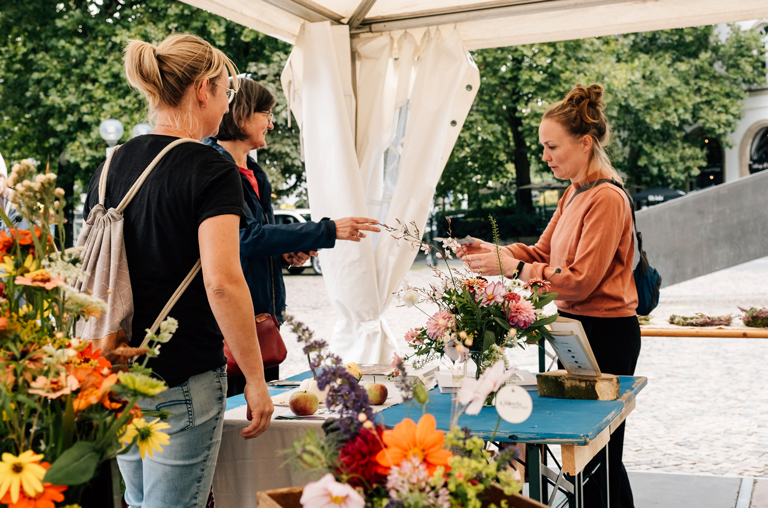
[564, 178, 614, 209]
[117, 138, 202, 212]
[136, 258, 202, 351]
[98, 137, 205, 359]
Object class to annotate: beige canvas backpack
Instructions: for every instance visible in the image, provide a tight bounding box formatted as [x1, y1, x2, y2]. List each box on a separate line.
[75, 138, 202, 364]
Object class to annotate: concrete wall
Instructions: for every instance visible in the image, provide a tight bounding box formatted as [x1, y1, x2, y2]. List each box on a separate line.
[635, 169, 768, 287]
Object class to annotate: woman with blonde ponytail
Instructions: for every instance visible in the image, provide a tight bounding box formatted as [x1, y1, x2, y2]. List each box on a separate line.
[82, 34, 274, 507]
[460, 84, 639, 508]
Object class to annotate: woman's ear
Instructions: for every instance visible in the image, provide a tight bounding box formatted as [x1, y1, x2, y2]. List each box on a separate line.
[196, 78, 209, 109]
[582, 134, 593, 153]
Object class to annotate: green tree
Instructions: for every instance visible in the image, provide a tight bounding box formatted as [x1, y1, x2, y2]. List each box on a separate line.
[440, 25, 765, 213]
[0, 0, 303, 243]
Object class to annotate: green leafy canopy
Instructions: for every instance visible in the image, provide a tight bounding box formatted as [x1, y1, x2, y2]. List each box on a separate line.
[440, 25, 766, 211]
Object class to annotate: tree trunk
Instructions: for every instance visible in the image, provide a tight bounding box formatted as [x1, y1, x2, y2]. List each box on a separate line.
[506, 109, 534, 215]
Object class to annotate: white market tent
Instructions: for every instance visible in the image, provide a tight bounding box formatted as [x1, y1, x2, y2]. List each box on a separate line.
[182, 0, 768, 364]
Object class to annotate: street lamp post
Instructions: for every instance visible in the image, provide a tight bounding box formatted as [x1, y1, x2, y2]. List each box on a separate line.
[99, 119, 124, 159]
[132, 123, 152, 138]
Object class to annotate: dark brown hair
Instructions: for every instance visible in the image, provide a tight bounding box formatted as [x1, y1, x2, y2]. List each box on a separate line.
[543, 84, 622, 183]
[216, 78, 276, 141]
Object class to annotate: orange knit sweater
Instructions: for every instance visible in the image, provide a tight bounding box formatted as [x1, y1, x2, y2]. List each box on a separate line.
[507, 182, 638, 317]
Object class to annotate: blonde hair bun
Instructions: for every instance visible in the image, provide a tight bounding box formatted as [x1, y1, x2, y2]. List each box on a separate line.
[564, 84, 604, 125]
[124, 34, 238, 118]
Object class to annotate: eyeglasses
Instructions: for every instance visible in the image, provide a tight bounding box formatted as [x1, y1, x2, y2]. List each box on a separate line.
[212, 82, 237, 104]
[257, 111, 274, 123]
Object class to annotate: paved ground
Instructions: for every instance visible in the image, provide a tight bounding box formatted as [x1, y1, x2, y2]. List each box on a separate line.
[279, 255, 768, 479]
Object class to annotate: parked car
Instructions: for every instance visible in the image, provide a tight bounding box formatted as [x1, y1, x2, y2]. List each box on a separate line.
[273, 208, 323, 275]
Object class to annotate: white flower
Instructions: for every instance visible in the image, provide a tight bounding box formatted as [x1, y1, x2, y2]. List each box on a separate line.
[300, 473, 364, 508]
[402, 289, 421, 307]
[457, 360, 513, 415]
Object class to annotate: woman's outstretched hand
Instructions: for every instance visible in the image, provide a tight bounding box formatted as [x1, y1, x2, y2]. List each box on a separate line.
[455, 237, 496, 260]
[464, 248, 519, 277]
[334, 217, 381, 242]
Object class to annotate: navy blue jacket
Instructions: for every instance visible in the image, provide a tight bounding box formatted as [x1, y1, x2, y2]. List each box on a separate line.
[203, 138, 336, 321]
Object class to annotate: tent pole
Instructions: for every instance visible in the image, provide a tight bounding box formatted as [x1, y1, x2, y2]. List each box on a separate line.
[348, 0, 379, 29]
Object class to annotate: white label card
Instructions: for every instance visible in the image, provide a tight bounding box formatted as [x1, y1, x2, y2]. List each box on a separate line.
[495, 385, 533, 424]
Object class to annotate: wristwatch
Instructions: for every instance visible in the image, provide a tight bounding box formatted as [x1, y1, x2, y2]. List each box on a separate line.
[512, 260, 525, 280]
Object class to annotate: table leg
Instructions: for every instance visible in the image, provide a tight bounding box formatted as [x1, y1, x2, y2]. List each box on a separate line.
[527, 444, 544, 503]
[601, 442, 610, 508]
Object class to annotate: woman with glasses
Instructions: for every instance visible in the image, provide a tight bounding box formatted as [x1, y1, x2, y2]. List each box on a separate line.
[204, 77, 380, 394]
[82, 35, 274, 507]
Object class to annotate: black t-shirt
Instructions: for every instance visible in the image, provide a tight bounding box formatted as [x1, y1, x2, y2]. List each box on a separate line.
[83, 135, 244, 387]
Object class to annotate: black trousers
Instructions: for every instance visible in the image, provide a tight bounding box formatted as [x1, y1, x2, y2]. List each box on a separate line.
[558, 311, 642, 508]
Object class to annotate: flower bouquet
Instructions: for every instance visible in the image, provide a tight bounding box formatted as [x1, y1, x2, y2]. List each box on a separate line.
[0, 160, 174, 507]
[384, 219, 560, 377]
[282, 315, 545, 508]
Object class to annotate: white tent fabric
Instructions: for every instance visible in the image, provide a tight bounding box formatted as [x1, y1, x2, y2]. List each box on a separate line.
[178, 0, 767, 364]
[281, 22, 478, 363]
[182, 0, 767, 50]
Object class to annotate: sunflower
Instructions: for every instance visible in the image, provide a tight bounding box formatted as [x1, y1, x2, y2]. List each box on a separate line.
[375, 414, 453, 476]
[0, 451, 46, 504]
[120, 418, 171, 459]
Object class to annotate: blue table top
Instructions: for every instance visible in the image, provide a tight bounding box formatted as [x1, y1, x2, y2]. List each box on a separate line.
[378, 376, 646, 446]
[226, 371, 646, 446]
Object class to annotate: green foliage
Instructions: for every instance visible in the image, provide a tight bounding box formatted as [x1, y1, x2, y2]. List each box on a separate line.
[43, 441, 99, 486]
[440, 25, 766, 211]
[0, 0, 304, 241]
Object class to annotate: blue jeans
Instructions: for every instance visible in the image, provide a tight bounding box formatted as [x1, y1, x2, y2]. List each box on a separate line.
[118, 366, 228, 508]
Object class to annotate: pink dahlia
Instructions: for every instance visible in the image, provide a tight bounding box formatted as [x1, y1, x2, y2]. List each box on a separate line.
[475, 281, 506, 307]
[507, 298, 536, 328]
[426, 310, 455, 340]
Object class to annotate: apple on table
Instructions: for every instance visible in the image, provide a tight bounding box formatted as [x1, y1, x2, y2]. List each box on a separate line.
[365, 377, 389, 405]
[289, 391, 319, 416]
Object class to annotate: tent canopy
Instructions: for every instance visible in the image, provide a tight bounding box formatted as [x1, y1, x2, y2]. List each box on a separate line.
[182, 0, 766, 50]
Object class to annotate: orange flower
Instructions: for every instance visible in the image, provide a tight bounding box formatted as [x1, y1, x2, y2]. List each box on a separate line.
[0, 463, 66, 508]
[11, 230, 33, 246]
[72, 373, 118, 412]
[14, 269, 64, 290]
[375, 414, 453, 476]
[0, 231, 13, 255]
[70, 343, 111, 374]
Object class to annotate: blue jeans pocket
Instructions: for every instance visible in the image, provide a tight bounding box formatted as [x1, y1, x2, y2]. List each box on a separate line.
[154, 382, 194, 432]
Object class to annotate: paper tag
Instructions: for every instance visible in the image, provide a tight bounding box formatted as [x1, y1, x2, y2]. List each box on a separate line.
[495, 385, 533, 423]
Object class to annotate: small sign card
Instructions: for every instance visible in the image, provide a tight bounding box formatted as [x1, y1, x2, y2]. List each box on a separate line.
[495, 385, 533, 423]
[547, 316, 601, 377]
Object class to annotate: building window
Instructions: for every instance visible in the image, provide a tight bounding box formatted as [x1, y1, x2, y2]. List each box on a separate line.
[750, 126, 768, 174]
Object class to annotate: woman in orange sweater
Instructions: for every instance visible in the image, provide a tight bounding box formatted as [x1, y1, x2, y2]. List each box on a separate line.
[461, 84, 639, 508]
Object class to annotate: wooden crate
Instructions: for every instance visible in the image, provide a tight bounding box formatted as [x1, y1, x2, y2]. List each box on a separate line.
[257, 485, 547, 508]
